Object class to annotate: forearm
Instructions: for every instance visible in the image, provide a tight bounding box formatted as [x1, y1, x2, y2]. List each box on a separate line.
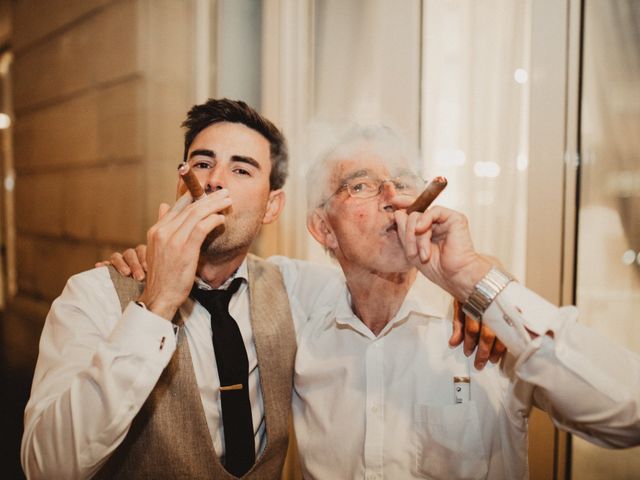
[21, 301, 177, 479]
[525, 330, 640, 448]
[485, 283, 640, 447]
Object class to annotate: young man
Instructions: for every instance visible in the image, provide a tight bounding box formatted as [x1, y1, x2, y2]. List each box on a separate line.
[21, 99, 339, 479]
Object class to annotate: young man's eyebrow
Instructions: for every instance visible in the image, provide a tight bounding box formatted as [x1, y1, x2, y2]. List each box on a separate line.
[231, 155, 261, 170]
[188, 151, 261, 170]
[189, 149, 216, 159]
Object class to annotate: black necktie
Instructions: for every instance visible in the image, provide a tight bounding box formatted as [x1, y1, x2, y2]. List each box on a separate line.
[191, 278, 256, 476]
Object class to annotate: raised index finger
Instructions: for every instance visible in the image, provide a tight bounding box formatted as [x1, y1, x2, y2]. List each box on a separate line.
[414, 205, 455, 234]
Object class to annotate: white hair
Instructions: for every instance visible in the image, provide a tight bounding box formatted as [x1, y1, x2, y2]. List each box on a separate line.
[305, 125, 420, 212]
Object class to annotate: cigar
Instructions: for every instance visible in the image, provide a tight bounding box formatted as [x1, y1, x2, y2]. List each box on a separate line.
[178, 162, 206, 201]
[406, 176, 447, 214]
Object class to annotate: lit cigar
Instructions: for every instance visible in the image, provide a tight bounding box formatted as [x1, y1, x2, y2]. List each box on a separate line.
[406, 176, 447, 214]
[178, 162, 207, 201]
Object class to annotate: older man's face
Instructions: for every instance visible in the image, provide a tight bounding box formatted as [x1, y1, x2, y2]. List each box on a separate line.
[321, 149, 417, 274]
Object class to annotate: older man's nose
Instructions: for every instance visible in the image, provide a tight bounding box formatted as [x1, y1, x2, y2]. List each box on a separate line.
[381, 181, 402, 202]
[380, 180, 398, 197]
[380, 181, 399, 212]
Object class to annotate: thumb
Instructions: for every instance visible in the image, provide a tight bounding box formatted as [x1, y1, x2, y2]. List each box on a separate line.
[393, 210, 408, 237]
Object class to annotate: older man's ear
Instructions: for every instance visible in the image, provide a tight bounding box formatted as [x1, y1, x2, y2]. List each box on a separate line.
[307, 210, 338, 251]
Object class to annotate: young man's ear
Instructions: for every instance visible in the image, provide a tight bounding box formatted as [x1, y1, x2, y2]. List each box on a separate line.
[262, 189, 285, 224]
[307, 209, 338, 250]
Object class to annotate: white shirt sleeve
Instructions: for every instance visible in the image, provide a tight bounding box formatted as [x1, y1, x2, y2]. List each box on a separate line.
[21, 267, 179, 480]
[483, 282, 640, 448]
[268, 256, 344, 334]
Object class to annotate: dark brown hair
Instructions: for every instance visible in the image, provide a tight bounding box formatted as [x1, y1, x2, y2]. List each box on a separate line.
[182, 98, 288, 190]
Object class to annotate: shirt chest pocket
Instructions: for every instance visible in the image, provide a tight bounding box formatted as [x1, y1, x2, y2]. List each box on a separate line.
[413, 402, 489, 480]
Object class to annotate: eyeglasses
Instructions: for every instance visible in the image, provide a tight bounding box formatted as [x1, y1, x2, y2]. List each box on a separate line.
[322, 175, 426, 206]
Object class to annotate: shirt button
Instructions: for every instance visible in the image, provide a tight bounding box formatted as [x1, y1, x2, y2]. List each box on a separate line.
[371, 404, 380, 414]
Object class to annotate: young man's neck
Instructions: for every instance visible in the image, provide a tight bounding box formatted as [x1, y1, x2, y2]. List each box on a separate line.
[197, 251, 247, 289]
[342, 265, 417, 336]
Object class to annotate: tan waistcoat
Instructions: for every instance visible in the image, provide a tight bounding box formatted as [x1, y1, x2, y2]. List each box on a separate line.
[95, 255, 297, 479]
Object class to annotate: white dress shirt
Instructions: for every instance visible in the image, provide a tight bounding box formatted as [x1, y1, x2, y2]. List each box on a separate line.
[291, 272, 640, 479]
[483, 281, 640, 448]
[21, 257, 340, 480]
[292, 275, 529, 480]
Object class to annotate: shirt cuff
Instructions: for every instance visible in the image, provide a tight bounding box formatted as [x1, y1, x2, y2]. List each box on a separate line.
[483, 282, 560, 356]
[108, 302, 178, 358]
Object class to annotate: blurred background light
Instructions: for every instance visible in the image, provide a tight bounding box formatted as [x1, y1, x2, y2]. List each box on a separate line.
[622, 249, 636, 265]
[516, 152, 529, 171]
[0, 112, 11, 129]
[514, 68, 528, 84]
[473, 161, 501, 178]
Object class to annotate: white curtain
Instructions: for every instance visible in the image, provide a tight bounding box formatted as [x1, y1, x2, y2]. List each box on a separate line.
[421, 0, 530, 278]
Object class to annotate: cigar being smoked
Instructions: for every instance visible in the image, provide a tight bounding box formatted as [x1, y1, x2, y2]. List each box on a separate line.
[406, 176, 448, 214]
[178, 162, 207, 201]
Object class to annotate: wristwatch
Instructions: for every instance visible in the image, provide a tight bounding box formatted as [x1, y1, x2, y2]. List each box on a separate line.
[462, 267, 514, 320]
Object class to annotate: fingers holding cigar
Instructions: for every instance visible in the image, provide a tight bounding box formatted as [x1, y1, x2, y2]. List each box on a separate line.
[146, 189, 232, 270]
[154, 189, 231, 236]
[393, 177, 448, 267]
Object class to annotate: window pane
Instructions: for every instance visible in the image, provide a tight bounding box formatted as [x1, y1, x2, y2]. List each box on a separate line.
[572, 0, 640, 476]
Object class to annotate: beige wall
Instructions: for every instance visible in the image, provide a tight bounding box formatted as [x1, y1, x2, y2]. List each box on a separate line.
[0, 1, 11, 45]
[6, 0, 194, 375]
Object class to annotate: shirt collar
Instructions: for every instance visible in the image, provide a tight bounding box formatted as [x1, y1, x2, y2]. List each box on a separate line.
[402, 275, 449, 319]
[193, 257, 249, 291]
[334, 275, 449, 338]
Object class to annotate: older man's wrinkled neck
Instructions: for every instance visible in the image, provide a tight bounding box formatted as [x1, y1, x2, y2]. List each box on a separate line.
[346, 267, 417, 336]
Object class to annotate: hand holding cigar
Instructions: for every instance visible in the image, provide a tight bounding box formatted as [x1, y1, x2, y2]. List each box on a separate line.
[178, 162, 207, 201]
[406, 176, 448, 214]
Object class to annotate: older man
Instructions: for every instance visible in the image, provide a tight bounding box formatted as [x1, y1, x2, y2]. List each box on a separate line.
[293, 126, 638, 479]
[293, 127, 528, 479]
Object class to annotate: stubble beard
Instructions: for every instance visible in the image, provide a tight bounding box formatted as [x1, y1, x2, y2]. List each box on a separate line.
[199, 215, 263, 265]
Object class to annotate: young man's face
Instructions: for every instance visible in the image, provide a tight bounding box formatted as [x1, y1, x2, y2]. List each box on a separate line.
[316, 149, 418, 274]
[178, 121, 284, 262]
